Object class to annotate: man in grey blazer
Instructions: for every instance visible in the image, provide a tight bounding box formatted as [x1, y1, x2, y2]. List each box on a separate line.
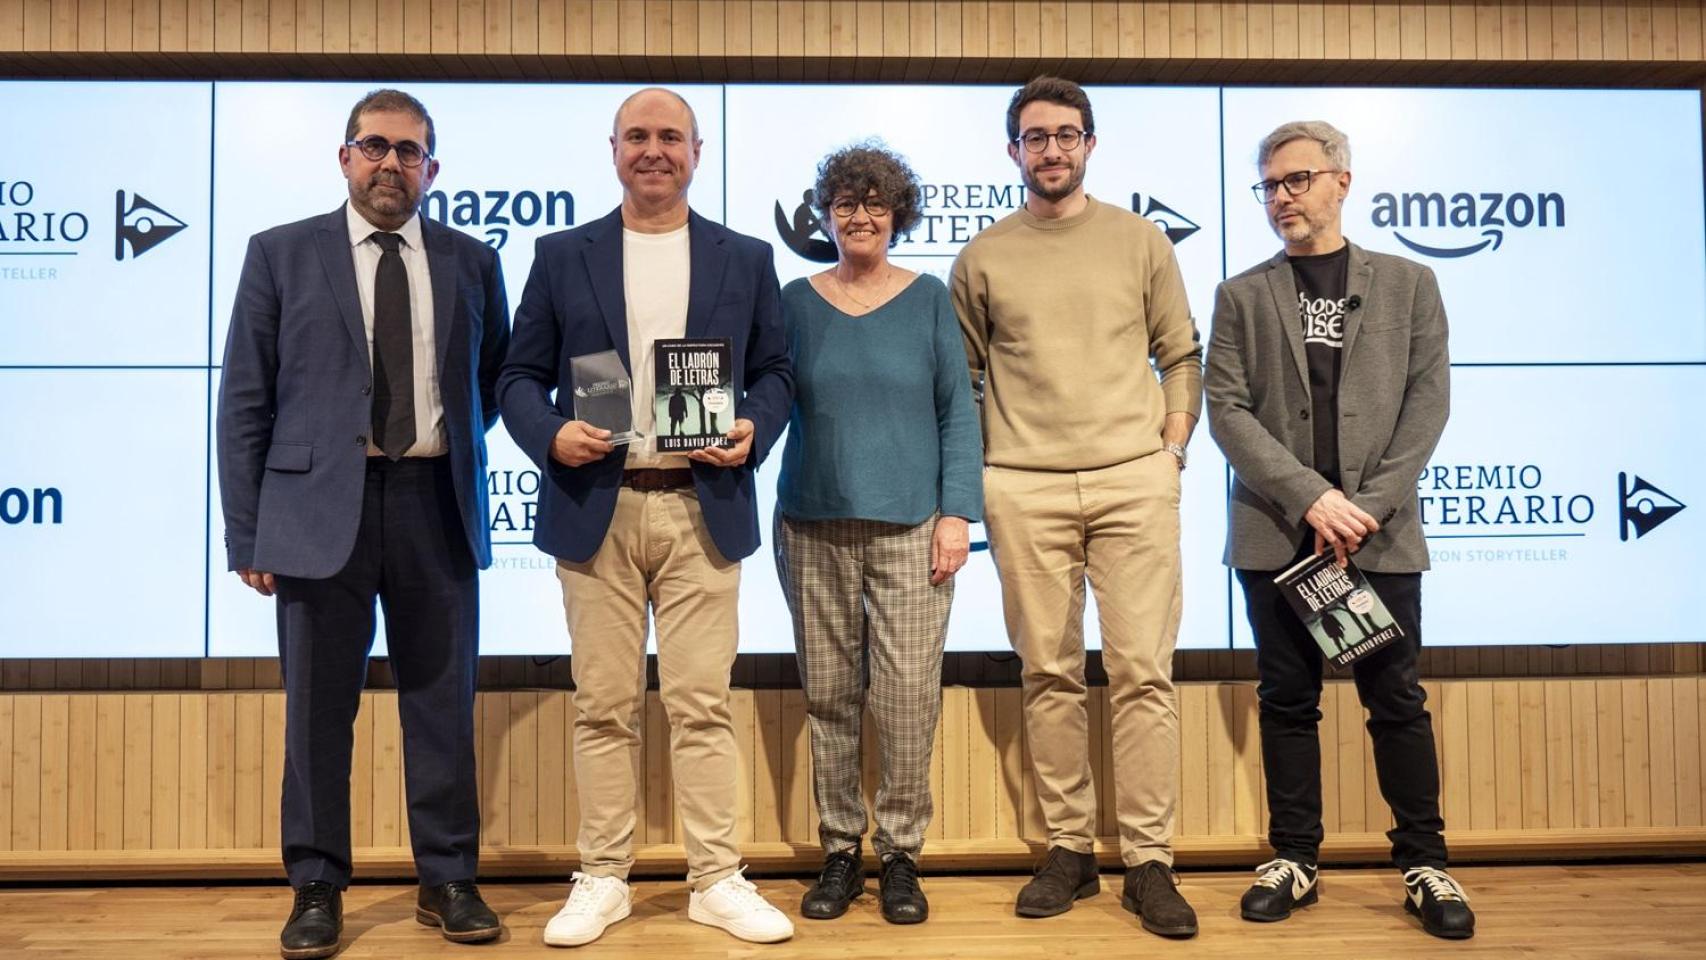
[1206, 120, 1474, 940]
[218, 89, 508, 959]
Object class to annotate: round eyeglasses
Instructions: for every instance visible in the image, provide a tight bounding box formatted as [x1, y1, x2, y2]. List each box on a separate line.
[1014, 128, 1087, 153]
[830, 196, 892, 218]
[346, 135, 431, 168]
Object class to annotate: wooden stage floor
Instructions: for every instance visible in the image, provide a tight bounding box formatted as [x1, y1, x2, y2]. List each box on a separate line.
[2, 863, 1702, 958]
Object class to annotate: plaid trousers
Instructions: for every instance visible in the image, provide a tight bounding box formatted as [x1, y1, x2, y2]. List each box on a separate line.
[775, 511, 953, 861]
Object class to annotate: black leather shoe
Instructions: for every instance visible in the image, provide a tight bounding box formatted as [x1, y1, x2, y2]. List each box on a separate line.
[1403, 867, 1475, 940]
[1240, 858, 1319, 922]
[1015, 846, 1099, 918]
[800, 848, 866, 920]
[1121, 861, 1198, 938]
[878, 854, 928, 924]
[416, 879, 502, 943]
[280, 881, 342, 960]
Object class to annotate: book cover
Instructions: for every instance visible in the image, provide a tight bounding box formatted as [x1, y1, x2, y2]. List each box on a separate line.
[1271, 552, 1404, 668]
[653, 337, 736, 452]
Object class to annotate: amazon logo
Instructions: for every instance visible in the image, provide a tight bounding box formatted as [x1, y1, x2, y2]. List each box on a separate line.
[1370, 190, 1565, 258]
[422, 188, 576, 250]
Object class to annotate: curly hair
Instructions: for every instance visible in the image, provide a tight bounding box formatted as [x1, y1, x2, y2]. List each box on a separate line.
[811, 141, 924, 247]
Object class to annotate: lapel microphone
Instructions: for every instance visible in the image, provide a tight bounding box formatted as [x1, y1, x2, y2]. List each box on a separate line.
[1346, 294, 1363, 310]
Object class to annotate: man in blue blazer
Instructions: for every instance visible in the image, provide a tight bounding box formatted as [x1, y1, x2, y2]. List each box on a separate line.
[498, 88, 794, 947]
[217, 89, 509, 959]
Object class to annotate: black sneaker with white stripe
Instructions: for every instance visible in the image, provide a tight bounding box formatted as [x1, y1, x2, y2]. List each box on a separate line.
[1239, 858, 1319, 922]
[1403, 866, 1475, 939]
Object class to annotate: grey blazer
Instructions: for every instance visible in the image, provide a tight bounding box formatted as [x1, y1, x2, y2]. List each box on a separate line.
[1205, 241, 1450, 573]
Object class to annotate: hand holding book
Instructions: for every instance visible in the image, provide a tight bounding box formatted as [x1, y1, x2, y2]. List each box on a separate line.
[1305, 489, 1381, 567]
[687, 417, 754, 468]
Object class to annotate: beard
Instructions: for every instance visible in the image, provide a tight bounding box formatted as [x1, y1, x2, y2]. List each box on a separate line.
[1023, 159, 1085, 203]
[351, 171, 419, 223]
[1270, 206, 1316, 243]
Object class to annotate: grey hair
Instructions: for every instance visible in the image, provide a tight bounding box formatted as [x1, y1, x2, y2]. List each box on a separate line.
[1257, 120, 1351, 172]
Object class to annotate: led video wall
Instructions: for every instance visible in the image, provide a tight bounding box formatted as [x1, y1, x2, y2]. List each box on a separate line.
[1, 81, 1700, 656]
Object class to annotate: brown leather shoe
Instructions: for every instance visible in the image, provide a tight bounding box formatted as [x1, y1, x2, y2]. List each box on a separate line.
[1015, 846, 1100, 918]
[1121, 861, 1198, 938]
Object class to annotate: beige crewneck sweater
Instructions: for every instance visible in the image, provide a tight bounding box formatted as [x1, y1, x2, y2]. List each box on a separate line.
[951, 196, 1204, 471]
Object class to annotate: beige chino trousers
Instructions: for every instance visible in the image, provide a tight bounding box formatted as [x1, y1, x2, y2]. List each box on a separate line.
[984, 450, 1183, 867]
[555, 485, 742, 891]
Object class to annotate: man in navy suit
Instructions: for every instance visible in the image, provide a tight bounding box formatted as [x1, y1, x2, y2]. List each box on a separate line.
[217, 89, 509, 960]
[499, 88, 794, 947]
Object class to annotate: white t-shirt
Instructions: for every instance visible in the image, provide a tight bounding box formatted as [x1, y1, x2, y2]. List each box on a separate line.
[621, 224, 692, 468]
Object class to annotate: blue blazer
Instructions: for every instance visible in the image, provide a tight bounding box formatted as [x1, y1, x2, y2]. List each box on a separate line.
[498, 207, 793, 564]
[217, 205, 510, 578]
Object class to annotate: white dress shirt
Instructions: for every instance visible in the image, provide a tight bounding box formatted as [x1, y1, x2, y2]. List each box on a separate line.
[346, 202, 446, 457]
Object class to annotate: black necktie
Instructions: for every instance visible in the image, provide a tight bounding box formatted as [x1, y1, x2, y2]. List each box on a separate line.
[369, 231, 415, 459]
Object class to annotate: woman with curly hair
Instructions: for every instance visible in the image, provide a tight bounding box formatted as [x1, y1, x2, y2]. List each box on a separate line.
[774, 142, 983, 925]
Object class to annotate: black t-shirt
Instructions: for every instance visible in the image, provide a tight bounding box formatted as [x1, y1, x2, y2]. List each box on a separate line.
[1290, 245, 1350, 486]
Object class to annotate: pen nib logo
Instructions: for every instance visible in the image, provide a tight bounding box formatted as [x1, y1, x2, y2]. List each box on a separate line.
[115, 190, 188, 261]
[1619, 473, 1685, 541]
[1131, 193, 1200, 245]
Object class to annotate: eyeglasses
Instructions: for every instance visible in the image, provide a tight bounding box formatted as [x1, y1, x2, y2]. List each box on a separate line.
[1252, 169, 1340, 203]
[830, 196, 892, 218]
[1014, 128, 1087, 153]
[346, 135, 431, 168]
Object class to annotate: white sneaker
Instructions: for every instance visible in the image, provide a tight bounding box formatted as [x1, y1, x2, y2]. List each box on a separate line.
[543, 872, 632, 947]
[688, 868, 795, 943]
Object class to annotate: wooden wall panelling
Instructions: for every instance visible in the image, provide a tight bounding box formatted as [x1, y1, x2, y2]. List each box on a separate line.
[2, 0, 25, 51]
[4, 1, 1706, 81]
[0, 697, 12, 852]
[1675, 677, 1703, 826]
[9, 696, 38, 852]
[148, 694, 178, 850]
[68, 695, 98, 851]
[2, 679, 1706, 879]
[1647, 677, 1677, 827]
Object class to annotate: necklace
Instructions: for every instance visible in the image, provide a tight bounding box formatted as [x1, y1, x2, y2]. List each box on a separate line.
[831, 265, 893, 311]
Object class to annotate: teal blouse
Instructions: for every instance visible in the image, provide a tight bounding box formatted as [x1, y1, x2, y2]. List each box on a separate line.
[777, 273, 984, 525]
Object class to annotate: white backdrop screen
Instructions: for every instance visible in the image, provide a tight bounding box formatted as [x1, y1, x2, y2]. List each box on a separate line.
[1, 82, 1700, 657]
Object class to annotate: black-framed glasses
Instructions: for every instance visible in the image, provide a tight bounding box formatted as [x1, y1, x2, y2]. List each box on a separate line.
[346, 135, 430, 168]
[830, 196, 892, 218]
[1252, 169, 1340, 203]
[1014, 128, 1087, 153]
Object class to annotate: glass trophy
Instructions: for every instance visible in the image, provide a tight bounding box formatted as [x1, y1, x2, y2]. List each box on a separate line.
[568, 349, 641, 445]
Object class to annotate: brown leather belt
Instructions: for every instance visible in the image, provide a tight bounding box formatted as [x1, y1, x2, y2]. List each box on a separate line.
[622, 467, 694, 491]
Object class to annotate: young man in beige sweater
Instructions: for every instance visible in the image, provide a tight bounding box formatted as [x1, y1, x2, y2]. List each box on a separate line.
[950, 77, 1205, 939]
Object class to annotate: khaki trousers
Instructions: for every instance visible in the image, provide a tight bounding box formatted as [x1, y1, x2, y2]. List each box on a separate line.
[984, 451, 1183, 867]
[555, 485, 742, 891]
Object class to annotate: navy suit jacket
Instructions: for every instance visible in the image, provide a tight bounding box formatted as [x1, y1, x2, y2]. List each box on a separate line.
[217, 205, 511, 579]
[498, 207, 793, 564]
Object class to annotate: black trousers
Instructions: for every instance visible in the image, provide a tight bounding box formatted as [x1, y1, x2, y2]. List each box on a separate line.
[1237, 551, 1448, 870]
[274, 456, 481, 888]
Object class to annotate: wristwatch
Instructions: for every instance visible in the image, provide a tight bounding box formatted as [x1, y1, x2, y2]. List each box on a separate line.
[1163, 441, 1187, 470]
